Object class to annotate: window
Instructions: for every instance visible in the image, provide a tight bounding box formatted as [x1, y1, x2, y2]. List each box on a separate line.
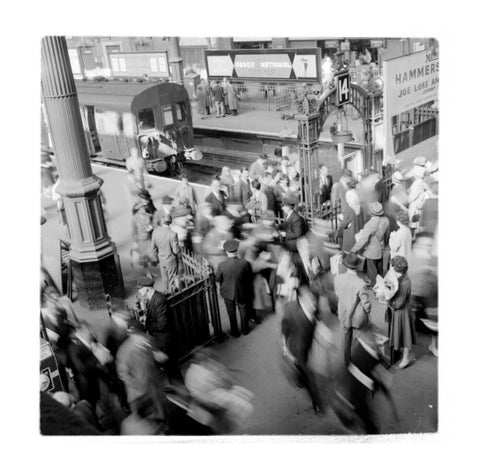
[175, 102, 187, 122]
[162, 105, 174, 126]
[138, 108, 156, 131]
[111, 57, 119, 72]
[150, 58, 158, 72]
[119, 57, 126, 72]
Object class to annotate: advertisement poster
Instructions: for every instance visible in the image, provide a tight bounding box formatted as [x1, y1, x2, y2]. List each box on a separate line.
[383, 48, 439, 166]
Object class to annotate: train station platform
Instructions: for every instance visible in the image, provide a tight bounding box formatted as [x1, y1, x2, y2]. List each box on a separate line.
[191, 106, 366, 145]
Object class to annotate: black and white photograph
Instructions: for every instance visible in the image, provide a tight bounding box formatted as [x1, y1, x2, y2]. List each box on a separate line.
[38, 34, 439, 436]
[2, 1, 479, 471]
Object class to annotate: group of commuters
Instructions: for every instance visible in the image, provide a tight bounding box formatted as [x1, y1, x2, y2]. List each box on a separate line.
[41, 144, 438, 435]
[195, 77, 240, 119]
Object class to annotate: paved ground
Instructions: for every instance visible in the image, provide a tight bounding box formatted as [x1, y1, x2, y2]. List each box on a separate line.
[41, 165, 437, 435]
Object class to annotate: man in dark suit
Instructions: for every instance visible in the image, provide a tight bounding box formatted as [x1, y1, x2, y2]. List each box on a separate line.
[318, 163, 333, 205]
[281, 285, 323, 413]
[232, 168, 252, 207]
[215, 239, 254, 337]
[205, 176, 227, 216]
[279, 192, 308, 252]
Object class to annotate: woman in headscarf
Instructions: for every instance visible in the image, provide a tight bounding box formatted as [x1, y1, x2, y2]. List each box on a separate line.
[336, 188, 365, 252]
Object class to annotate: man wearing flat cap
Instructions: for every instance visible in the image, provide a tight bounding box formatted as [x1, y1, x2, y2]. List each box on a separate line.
[216, 239, 254, 337]
[279, 192, 308, 252]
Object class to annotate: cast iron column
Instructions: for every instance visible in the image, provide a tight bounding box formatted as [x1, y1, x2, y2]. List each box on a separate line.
[41, 36, 124, 310]
[169, 36, 184, 84]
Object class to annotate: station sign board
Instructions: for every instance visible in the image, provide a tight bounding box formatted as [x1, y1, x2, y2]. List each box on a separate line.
[109, 51, 170, 78]
[370, 39, 386, 48]
[324, 40, 340, 49]
[335, 71, 351, 106]
[205, 48, 322, 82]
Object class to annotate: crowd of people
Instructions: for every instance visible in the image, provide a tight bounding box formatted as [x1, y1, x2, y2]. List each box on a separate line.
[40, 145, 438, 435]
[194, 77, 240, 119]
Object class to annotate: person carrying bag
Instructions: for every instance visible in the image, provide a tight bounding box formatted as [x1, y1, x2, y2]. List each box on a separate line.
[350, 202, 390, 287]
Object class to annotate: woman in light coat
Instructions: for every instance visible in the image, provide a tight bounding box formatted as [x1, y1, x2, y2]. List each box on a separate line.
[225, 81, 239, 116]
[389, 210, 412, 265]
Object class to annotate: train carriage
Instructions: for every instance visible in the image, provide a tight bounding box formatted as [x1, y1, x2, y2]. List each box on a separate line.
[74, 80, 201, 175]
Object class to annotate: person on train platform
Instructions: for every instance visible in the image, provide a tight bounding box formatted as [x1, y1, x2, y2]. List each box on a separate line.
[126, 146, 149, 204]
[200, 78, 211, 115]
[225, 202, 251, 240]
[259, 172, 277, 212]
[195, 82, 208, 119]
[331, 169, 354, 216]
[131, 202, 156, 279]
[202, 215, 234, 272]
[216, 239, 254, 337]
[170, 206, 194, 255]
[335, 188, 365, 253]
[249, 153, 267, 181]
[152, 195, 174, 228]
[222, 78, 232, 115]
[173, 171, 198, 215]
[318, 163, 333, 205]
[224, 79, 239, 116]
[205, 176, 227, 216]
[151, 215, 181, 293]
[386, 171, 408, 218]
[232, 167, 252, 207]
[279, 192, 308, 252]
[212, 81, 226, 118]
[220, 166, 235, 201]
[246, 179, 268, 219]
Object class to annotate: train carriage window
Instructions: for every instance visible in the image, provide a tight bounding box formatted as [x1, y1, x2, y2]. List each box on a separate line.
[175, 102, 187, 122]
[138, 108, 156, 131]
[161, 105, 174, 126]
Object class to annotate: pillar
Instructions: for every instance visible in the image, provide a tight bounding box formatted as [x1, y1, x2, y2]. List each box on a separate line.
[41, 36, 124, 310]
[169, 36, 184, 84]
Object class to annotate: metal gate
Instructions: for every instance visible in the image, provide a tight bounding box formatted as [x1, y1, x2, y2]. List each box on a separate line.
[167, 251, 224, 362]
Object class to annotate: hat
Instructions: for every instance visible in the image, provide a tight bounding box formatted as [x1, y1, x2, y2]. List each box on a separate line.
[137, 277, 154, 288]
[282, 192, 298, 206]
[223, 239, 239, 253]
[342, 252, 362, 270]
[413, 156, 427, 167]
[392, 171, 404, 184]
[368, 201, 384, 216]
[171, 206, 191, 219]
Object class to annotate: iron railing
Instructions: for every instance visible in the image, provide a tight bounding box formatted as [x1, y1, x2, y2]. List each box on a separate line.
[167, 251, 223, 362]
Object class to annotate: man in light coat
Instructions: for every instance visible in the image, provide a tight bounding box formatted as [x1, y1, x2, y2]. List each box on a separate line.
[351, 201, 390, 286]
[334, 252, 372, 365]
[151, 220, 181, 292]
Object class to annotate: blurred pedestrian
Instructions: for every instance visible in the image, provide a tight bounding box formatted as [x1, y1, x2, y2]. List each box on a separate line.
[249, 154, 267, 181]
[334, 252, 372, 365]
[216, 239, 254, 337]
[152, 195, 174, 228]
[195, 82, 208, 119]
[232, 167, 252, 206]
[126, 146, 149, 205]
[387, 255, 415, 369]
[113, 312, 169, 433]
[318, 163, 333, 205]
[246, 179, 268, 219]
[220, 166, 235, 201]
[281, 286, 324, 413]
[174, 172, 198, 215]
[331, 327, 397, 434]
[331, 169, 353, 215]
[202, 215, 233, 271]
[279, 192, 308, 252]
[131, 203, 156, 279]
[336, 188, 365, 252]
